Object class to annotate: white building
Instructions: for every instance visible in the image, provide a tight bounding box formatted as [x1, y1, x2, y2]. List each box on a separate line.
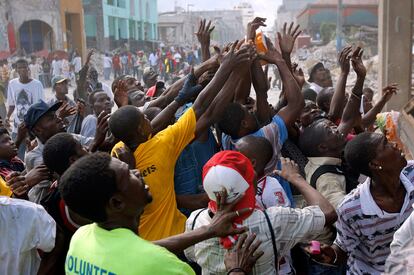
[234, 2, 255, 31]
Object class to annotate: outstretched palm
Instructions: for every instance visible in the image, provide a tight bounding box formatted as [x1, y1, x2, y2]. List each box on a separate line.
[278, 22, 301, 55]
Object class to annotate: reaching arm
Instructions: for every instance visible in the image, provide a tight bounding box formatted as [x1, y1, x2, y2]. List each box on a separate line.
[196, 19, 215, 62]
[75, 50, 94, 102]
[251, 59, 271, 124]
[154, 191, 249, 255]
[192, 42, 250, 120]
[232, 17, 267, 106]
[260, 38, 304, 127]
[278, 22, 301, 72]
[147, 56, 219, 109]
[275, 158, 337, 226]
[361, 84, 397, 129]
[150, 73, 203, 134]
[329, 46, 352, 121]
[233, 68, 252, 105]
[338, 47, 365, 135]
[194, 44, 253, 138]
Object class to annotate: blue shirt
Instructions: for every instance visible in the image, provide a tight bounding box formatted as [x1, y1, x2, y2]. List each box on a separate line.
[174, 104, 218, 216]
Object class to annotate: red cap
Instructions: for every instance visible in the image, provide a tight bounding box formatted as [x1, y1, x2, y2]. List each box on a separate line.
[203, 151, 256, 248]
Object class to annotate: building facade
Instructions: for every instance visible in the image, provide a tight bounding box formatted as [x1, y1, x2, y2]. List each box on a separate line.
[234, 2, 255, 31]
[158, 7, 244, 47]
[83, 0, 158, 51]
[0, 0, 86, 57]
[296, 0, 378, 37]
[275, 0, 318, 31]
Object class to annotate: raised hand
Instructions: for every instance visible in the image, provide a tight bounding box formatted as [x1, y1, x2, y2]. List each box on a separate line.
[220, 41, 252, 71]
[381, 83, 398, 102]
[338, 46, 352, 74]
[224, 234, 264, 274]
[94, 111, 110, 147]
[113, 80, 129, 108]
[292, 63, 305, 88]
[274, 157, 303, 183]
[247, 17, 267, 41]
[278, 22, 301, 55]
[196, 19, 215, 46]
[114, 146, 136, 169]
[258, 36, 283, 64]
[85, 49, 94, 66]
[56, 102, 77, 119]
[351, 47, 366, 78]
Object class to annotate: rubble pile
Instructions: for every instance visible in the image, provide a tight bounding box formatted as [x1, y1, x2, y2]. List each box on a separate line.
[296, 40, 379, 96]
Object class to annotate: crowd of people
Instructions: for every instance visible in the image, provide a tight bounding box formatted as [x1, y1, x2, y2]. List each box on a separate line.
[104, 44, 200, 85]
[0, 16, 413, 275]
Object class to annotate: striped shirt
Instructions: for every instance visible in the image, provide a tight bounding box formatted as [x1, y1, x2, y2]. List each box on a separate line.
[185, 206, 325, 275]
[334, 160, 414, 275]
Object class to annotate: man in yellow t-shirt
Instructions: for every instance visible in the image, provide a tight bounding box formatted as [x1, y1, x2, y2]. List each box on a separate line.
[109, 44, 251, 240]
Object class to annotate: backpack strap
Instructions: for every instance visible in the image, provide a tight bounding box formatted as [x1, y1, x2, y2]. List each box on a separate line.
[191, 208, 207, 230]
[262, 209, 279, 275]
[310, 165, 344, 189]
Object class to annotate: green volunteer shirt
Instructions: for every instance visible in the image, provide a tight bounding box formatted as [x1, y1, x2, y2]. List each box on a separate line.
[65, 223, 195, 275]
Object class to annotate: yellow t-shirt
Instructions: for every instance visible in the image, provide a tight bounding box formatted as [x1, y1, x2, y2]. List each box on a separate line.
[112, 107, 196, 241]
[0, 176, 12, 197]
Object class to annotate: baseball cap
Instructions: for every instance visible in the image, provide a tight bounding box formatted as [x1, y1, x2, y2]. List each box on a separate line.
[143, 67, 158, 82]
[203, 150, 256, 248]
[51, 75, 67, 89]
[24, 100, 62, 130]
[203, 150, 256, 211]
[307, 62, 324, 82]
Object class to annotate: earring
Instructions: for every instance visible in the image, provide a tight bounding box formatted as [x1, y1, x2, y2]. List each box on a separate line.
[379, 166, 383, 170]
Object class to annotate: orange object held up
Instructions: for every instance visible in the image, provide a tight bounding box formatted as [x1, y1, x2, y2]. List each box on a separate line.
[255, 32, 268, 65]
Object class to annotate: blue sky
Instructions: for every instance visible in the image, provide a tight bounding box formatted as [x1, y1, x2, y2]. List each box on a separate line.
[157, 0, 283, 30]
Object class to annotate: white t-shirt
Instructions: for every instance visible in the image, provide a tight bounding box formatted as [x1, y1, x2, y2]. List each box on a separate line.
[0, 197, 56, 275]
[51, 60, 62, 76]
[103, 56, 112, 69]
[29, 63, 42, 80]
[174, 53, 182, 62]
[72, 56, 82, 73]
[256, 176, 291, 209]
[102, 82, 114, 102]
[7, 78, 45, 134]
[149, 53, 158, 66]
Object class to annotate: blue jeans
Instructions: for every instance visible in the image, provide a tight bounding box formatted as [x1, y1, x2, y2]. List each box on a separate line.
[103, 67, 111, 80]
[308, 259, 344, 275]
